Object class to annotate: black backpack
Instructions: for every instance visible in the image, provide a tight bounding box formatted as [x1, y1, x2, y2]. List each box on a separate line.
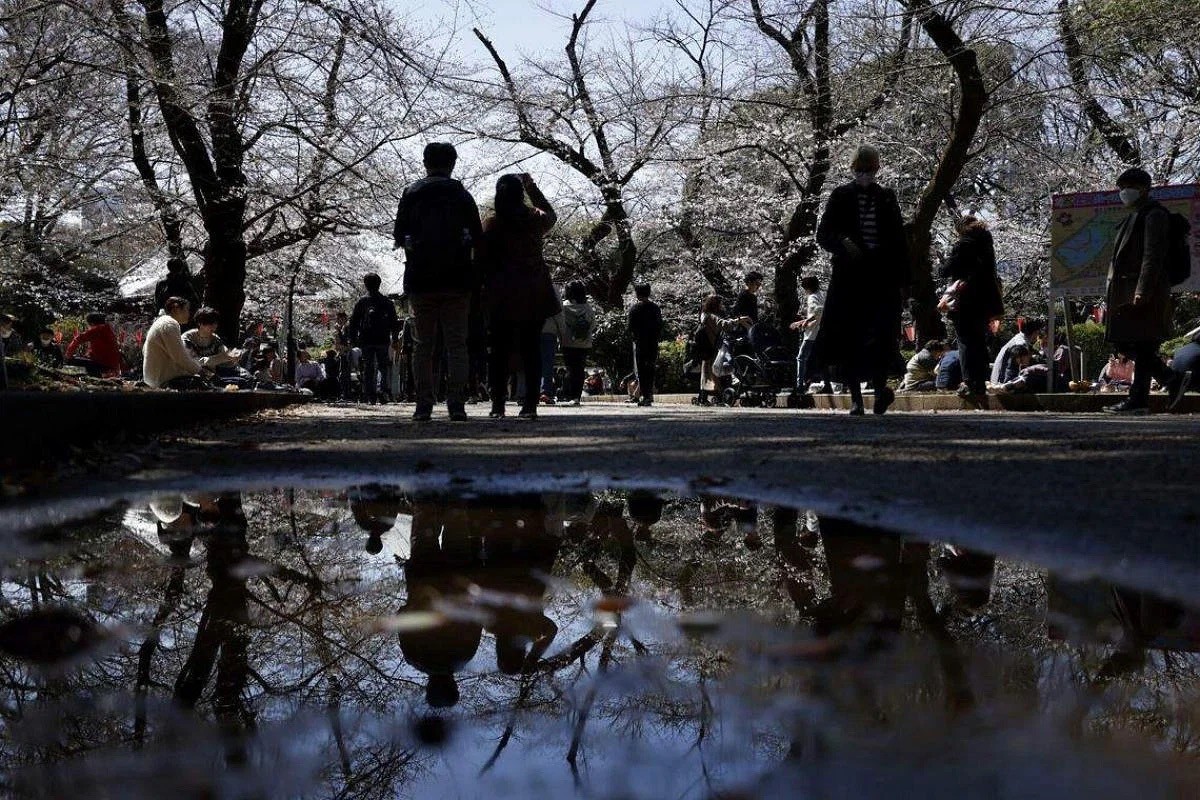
[359, 298, 393, 343]
[406, 178, 471, 264]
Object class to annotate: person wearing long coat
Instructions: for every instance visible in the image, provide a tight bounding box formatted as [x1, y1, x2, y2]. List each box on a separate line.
[1103, 167, 1175, 414]
[940, 216, 1004, 397]
[815, 146, 911, 415]
[694, 294, 750, 405]
[480, 173, 559, 419]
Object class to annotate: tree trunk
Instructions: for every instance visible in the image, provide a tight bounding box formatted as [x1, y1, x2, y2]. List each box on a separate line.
[903, 0, 989, 347]
[203, 202, 248, 344]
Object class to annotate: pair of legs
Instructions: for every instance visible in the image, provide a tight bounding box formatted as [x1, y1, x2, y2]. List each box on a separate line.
[489, 319, 542, 414]
[954, 315, 989, 395]
[794, 339, 815, 392]
[562, 347, 588, 401]
[359, 344, 392, 403]
[410, 292, 470, 412]
[633, 342, 656, 403]
[540, 333, 558, 398]
[1127, 340, 1172, 406]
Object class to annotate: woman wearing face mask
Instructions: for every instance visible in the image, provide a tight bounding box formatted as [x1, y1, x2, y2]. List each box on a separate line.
[1103, 167, 1177, 414]
[815, 145, 912, 415]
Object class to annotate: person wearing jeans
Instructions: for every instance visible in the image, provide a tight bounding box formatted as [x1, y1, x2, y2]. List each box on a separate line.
[540, 305, 564, 403]
[789, 276, 825, 394]
[559, 282, 596, 405]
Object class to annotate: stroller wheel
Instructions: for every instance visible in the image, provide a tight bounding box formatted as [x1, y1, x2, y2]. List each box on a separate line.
[763, 393, 777, 408]
[721, 387, 738, 407]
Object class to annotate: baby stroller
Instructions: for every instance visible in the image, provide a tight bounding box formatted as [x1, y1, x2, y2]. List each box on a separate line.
[722, 324, 795, 407]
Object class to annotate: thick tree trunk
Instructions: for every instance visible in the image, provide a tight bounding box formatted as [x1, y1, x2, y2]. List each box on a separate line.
[203, 202, 249, 344]
[904, 0, 989, 347]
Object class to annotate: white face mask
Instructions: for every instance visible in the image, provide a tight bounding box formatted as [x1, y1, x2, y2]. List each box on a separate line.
[1119, 188, 1142, 207]
[854, 171, 876, 187]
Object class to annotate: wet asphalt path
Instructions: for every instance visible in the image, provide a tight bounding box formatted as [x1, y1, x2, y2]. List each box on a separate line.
[11, 402, 1200, 604]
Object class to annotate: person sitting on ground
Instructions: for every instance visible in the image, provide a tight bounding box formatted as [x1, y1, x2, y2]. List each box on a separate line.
[935, 348, 962, 391]
[34, 328, 63, 368]
[182, 307, 241, 375]
[254, 343, 284, 386]
[0, 313, 24, 357]
[1097, 352, 1134, 393]
[991, 319, 1045, 384]
[65, 312, 124, 377]
[143, 297, 203, 389]
[294, 348, 324, 391]
[319, 349, 342, 399]
[899, 339, 947, 391]
[992, 345, 1049, 394]
[1161, 326, 1200, 410]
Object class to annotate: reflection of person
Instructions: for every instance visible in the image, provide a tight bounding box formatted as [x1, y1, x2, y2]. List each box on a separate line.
[399, 500, 483, 708]
[815, 145, 911, 415]
[937, 546, 996, 611]
[1103, 167, 1176, 415]
[471, 495, 560, 674]
[349, 488, 404, 555]
[626, 490, 665, 541]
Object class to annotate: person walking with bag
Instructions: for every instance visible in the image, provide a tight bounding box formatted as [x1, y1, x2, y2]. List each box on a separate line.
[815, 145, 911, 415]
[479, 173, 559, 419]
[694, 294, 751, 406]
[560, 282, 597, 406]
[939, 215, 1003, 399]
[393, 142, 484, 421]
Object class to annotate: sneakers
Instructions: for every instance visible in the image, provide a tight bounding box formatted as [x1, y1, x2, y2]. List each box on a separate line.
[637, 398, 653, 407]
[565, 398, 581, 407]
[412, 405, 433, 422]
[517, 408, 538, 420]
[849, 403, 865, 416]
[488, 404, 506, 419]
[1102, 399, 1149, 415]
[448, 405, 468, 422]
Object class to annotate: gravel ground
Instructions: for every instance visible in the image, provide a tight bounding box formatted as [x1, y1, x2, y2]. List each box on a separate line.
[9, 401, 1200, 604]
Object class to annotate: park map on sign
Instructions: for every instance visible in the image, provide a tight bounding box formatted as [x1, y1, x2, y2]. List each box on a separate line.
[1051, 184, 1200, 296]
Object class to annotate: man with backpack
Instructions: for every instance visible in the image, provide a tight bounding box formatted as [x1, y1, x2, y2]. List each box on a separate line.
[1102, 167, 1188, 414]
[393, 142, 484, 422]
[348, 273, 399, 405]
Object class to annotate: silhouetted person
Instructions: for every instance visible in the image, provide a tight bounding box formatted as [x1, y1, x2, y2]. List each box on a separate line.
[394, 142, 484, 422]
[348, 273, 399, 405]
[816, 145, 911, 415]
[627, 284, 663, 407]
[940, 216, 1003, 398]
[349, 487, 404, 555]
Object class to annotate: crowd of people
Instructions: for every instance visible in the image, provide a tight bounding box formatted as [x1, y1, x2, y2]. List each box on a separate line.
[3, 145, 1196, 415]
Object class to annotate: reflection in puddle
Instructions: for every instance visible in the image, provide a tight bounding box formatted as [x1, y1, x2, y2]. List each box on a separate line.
[1, 487, 1198, 797]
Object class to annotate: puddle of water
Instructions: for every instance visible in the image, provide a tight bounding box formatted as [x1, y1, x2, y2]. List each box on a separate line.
[1, 486, 1198, 798]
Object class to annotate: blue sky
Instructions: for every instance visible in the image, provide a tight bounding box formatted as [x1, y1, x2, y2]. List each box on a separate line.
[401, 0, 676, 59]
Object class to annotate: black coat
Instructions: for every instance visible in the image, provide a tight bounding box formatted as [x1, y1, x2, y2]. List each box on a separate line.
[1106, 202, 1173, 344]
[393, 175, 484, 295]
[940, 227, 1004, 324]
[480, 182, 559, 324]
[628, 300, 663, 346]
[815, 182, 911, 367]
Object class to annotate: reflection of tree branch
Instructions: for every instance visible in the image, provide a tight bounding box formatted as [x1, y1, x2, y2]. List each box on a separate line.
[134, 564, 189, 746]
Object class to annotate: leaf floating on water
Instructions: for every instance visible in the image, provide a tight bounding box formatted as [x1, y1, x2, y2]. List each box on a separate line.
[361, 612, 447, 634]
[593, 595, 636, 614]
[850, 554, 887, 571]
[229, 558, 278, 579]
[677, 610, 724, 636]
[0, 607, 107, 665]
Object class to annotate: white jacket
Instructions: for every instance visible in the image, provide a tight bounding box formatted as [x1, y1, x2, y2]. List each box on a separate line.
[143, 315, 201, 388]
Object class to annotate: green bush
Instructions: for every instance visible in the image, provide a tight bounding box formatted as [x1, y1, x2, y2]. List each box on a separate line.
[656, 337, 694, 393]
[1066, 322, 1109, 380]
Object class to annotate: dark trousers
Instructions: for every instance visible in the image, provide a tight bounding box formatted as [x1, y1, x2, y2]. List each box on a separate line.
[489, 319, 542, 412]
[1129, 340, 1172, 405]
[563, 347, 588, 400]
[633, 342, 657, 401]
[955, 315, 990, 394]
[360, 344, 391, 402]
